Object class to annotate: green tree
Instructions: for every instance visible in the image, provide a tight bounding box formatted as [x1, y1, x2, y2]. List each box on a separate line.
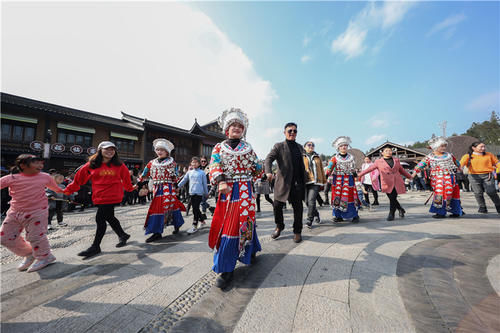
[464, 111, 500, 145]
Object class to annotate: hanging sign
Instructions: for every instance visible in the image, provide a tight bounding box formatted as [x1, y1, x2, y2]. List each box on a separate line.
[30, 140, 44, 151]
[70, 145, 83, 155]
[87, 147, 97, 155]
[50, 143, 65, 153]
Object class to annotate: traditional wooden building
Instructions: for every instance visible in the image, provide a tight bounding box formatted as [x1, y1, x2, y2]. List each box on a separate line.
[365, 141, 429, 169]
[1, 93, 227, 174]
[1, 93, 144, 173]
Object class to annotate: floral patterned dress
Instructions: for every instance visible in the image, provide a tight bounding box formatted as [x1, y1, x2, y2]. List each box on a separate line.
[139, 157, 185, 234]
[415, 152, 462, 216]
[208, 140, 262, 273]
[326, 153, 361, 219]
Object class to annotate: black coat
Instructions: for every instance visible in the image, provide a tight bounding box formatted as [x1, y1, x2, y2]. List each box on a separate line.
[264, 141, 307, 202]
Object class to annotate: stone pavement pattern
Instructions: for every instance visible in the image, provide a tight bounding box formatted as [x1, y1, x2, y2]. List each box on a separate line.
[1, 192, 499, 333]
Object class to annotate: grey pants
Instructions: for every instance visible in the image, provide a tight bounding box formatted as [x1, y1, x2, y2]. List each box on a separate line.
[305, 184, 320, 221]
[468, 174, 500, 209]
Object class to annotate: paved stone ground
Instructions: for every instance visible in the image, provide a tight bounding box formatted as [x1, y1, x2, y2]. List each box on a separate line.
[1, 191, 499, 333]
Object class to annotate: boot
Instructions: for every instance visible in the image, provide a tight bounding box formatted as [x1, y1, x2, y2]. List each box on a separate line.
[215, 271, 234, 289]
[146, 233, 162, 243]
[387, 212, 395, 221]
[78, 245, 101, 258]
[116, 233, 130, 247]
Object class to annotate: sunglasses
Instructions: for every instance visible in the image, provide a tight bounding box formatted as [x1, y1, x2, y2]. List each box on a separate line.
[287, 129, 298, 134]
[306, 143, 314, 147]
[201, 160, 207, 163]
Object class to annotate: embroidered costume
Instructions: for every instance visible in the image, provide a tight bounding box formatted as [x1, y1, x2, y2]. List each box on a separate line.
[208, 109, 262, 274]
[415, 138, 462, 217]
[326, 137, 361, 220]
[140, 139, 185, 235]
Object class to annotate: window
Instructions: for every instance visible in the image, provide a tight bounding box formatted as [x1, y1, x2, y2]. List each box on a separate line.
[113, 138, 135, 153]
[57, 129, 93, 147]
[0, 122, 36, 143]
[203, 144, 214, 157]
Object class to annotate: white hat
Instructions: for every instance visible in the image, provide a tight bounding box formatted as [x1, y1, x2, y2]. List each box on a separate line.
[332, 136, 352, 151]
[218, 108, 249, 137]
[97, 141, 116, 150]
[428, 136, 448, 150]
[153, 138, 174, 154]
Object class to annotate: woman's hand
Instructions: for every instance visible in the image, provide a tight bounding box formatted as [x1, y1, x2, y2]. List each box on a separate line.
[218, 181, 231, 195]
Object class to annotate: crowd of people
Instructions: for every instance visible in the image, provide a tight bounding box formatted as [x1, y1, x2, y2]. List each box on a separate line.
[1, 108, 499, 290]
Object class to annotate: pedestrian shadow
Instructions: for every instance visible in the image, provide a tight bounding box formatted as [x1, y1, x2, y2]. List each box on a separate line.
[1, 301, 164, 333]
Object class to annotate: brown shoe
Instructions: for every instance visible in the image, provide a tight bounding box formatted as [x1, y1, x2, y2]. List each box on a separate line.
[293, 233, 302, 243]
[271, 228, 282, 239]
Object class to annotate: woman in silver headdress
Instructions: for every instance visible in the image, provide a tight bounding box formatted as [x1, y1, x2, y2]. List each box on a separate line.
[138, 139, 185, 243]
[208, 108, 263, 289]
[414, 137, 462, 218]
[325, 136, 361, 223]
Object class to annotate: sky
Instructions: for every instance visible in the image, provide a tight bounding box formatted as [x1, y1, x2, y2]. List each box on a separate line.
[2, 1, 499, 158]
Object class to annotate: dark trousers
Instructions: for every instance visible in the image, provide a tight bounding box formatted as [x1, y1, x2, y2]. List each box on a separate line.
[273, 185, 303, 234]
[457, 178, 470, 191]
[363, 184, 379, 205]
[324, 183, 331, 203]
[190, 194, 203, 225]
[48, 201, 64, 224]
[256, 194, 273, 211]
[305, 184, 320, 221]
[468, 174, 500, 209]
[386, 189, 402, 214]
[93, 204, 127, 247]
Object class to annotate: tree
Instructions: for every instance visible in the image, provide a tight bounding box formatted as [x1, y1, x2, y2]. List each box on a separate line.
[464, 111, 500, 145]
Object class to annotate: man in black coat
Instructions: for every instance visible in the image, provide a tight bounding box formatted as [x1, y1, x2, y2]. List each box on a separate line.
[265, 122, 307, 243]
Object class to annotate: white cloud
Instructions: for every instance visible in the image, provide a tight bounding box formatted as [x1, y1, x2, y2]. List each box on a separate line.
[303, 35, 311, 47]
[264, 127, 283, 138]
[367, 113, 392, 128]
[301, 55, 312, 63]
[308, 137, 324, 144]
[427, 13, 466, 38]
[465, 91, 500, 111]
[331, 24, 368, 60]
[2, 2, 277, 157]
[331, 1, 415, 60]
[365, 134, 386, 146]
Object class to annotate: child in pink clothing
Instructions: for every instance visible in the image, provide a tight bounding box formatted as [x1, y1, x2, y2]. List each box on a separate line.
[0, 154, 62, 272]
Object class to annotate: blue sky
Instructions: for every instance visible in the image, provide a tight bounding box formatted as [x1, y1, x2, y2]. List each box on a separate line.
[2, 1, 499, 158]
[193, 1, 499, 153]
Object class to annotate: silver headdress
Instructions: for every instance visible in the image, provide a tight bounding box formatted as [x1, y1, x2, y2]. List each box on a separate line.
[218, 108, 249, 137]
[428, 136, 448, 150]
[332, 136, 352, 151]
[153, 138, 174, 154]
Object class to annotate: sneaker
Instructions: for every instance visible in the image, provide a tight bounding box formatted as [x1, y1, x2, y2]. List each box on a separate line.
[18, 255, 35, 271]
[478, 207, 488, 214]
[27, 254, 56, 272]
[47, 225, 54, 231]
[432, 214, 446, 219]
[57, 222, 68, 227]
[313, 216, 321, 224]
[146, 233, 162, 243]
[116, 233, 130, 248]
[352, 216, 360, 223]
[333, 217, 343, 223]
[187, 226, 198, 234]
[201, 213, 208, 221]
[172, 226, 180, 234]
[78, 245, 101, 258]
[306, 220, 313, 229]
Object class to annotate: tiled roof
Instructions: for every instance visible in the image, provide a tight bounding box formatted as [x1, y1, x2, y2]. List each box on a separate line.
[1, 93, 143, 131]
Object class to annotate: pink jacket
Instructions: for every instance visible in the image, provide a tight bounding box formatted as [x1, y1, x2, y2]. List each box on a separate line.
[361, 162, 380, 191]
[358, 158, 412, 194]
